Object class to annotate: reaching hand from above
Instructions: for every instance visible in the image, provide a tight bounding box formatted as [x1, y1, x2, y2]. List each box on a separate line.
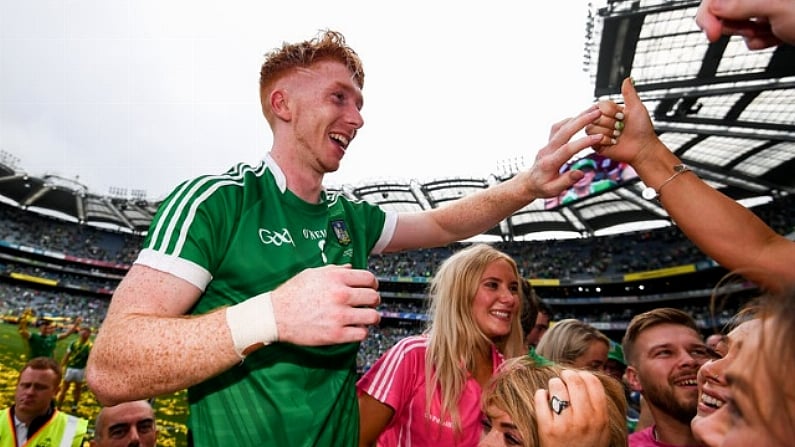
[695, 0, 795, 49]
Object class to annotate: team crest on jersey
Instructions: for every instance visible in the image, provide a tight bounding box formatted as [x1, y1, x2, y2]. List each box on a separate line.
[331, 220, 351, 245]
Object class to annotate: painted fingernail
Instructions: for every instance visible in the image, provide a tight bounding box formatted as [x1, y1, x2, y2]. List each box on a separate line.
[615, 121, 625, 131]
[615, 112, 625, 120]
[613, 129, 621, 137]
[630, 77, 635, 86]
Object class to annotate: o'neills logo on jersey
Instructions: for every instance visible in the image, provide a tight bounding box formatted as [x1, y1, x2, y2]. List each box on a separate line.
[258, 228, 295, 247]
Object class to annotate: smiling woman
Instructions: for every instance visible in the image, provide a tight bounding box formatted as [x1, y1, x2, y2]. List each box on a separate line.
[715, 289, 795, 447]
[356, 244, 526, 446]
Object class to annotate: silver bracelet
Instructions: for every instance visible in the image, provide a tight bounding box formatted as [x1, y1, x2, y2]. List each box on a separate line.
[641, 164, 691, 200]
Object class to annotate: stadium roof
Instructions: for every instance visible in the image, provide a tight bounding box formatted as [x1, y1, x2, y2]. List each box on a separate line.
[1, 0, 792, 237]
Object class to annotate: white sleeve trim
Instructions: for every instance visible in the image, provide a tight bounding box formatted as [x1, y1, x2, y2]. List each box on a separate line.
[135, 248, 213, 291]
[371, 211, 397, 255]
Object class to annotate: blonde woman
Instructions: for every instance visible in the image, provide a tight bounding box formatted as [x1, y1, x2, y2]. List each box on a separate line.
[536, 318, 611, 371]
[480, 356, 628, 447]
[357, 244, 525, 446]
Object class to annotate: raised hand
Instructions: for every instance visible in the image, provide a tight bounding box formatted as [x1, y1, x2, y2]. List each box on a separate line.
[587, 77, 664, 167]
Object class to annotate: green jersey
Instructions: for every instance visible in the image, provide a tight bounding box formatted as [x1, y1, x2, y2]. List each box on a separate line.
[27, 332, 57, 359]
[138, 156, 392, 446]
[65, 339, 92, 369]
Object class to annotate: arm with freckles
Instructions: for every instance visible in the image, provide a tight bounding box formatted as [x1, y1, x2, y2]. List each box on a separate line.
[589, 77, 795, 292]
[57, 316, 82, 341]
[87, 263, 382, 405]
[385, 106, 605, 252]
[86, 265, 239, 405]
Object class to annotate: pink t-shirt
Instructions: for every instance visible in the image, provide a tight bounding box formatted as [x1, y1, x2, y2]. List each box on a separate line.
[628, 425, 705, 447]
[357, 335, 504, 447]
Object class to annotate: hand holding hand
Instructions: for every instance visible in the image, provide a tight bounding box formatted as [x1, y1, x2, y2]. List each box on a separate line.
[271, 264, 381, 346]
[521, 106, 604, 199]
[534, 369, 611, 447]
[586, 77, 661, 167]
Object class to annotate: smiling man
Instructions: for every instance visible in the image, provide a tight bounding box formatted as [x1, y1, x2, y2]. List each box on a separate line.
[622, 308, 710, 447]
[87, 29, 607, 447]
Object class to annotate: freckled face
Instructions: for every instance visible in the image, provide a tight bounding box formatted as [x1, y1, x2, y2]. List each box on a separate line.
[282, 60, 364, 174]
[472, 259, 520, 341]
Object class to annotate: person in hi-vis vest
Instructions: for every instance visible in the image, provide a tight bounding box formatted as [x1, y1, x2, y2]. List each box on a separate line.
[0, 357, 87, 447]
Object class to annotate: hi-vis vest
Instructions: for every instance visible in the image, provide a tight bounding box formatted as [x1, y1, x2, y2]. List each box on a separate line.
[0, 408, 87, 447]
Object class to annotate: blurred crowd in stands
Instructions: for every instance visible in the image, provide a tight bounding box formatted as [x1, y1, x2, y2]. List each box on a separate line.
[1, 195, 792, 279]
[0, 283, 108, 329]
[0, 205, 141, 265]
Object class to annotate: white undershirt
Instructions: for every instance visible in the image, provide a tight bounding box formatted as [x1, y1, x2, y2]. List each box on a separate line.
[13, 415, 28, 447]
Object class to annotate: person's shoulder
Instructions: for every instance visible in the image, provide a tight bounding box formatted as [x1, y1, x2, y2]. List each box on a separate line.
[386, 335, 429, 356]
[157, 161, 272, 217]
[627, 425, 655, 445]
[168, 161, 270, 198]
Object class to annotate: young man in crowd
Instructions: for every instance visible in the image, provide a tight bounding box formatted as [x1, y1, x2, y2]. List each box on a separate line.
[622, 308, 710, 446]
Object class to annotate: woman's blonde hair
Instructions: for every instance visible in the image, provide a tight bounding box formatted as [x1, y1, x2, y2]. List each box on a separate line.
[424, 243, 525, 434]
[536, 318, 610, 368]
[482, 356, 628, 447]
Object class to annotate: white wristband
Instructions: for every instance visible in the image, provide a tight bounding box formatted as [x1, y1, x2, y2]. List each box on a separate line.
[225, 292, 279, 359]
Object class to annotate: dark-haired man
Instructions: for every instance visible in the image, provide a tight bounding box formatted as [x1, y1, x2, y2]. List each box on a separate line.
[525, 299, 552, 348]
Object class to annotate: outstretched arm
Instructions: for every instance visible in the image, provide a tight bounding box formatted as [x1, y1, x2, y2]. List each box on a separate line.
[18, 310, 31, 340]
[57, 317, 81, 341]
[87, 263, 381, 405]
[589, 77, 795, 292]
[385, 106, 606, 251]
